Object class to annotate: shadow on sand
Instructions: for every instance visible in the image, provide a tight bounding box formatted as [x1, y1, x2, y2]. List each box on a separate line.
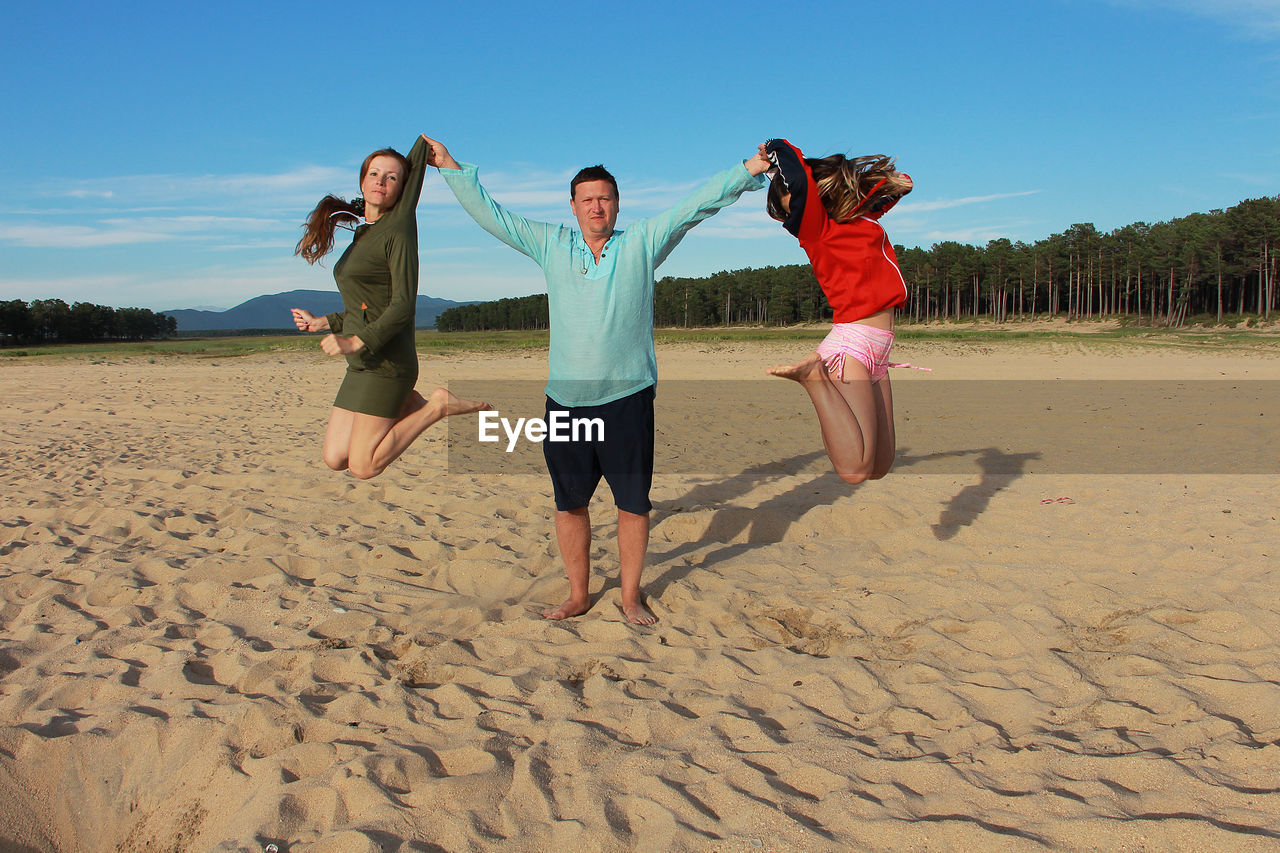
[644, 445, 1041, 594]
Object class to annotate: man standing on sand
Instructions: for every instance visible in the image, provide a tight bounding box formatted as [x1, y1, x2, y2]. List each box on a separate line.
[421, 134, 770, 625]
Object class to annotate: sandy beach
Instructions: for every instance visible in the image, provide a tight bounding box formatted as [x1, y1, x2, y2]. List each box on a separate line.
[2, 334, 1279, 852]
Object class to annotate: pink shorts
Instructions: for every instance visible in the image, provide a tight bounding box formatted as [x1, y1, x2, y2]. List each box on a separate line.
[816, 323, 895, 383]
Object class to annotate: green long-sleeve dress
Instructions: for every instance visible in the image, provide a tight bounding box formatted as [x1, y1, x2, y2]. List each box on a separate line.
[324, 136, 428, 418]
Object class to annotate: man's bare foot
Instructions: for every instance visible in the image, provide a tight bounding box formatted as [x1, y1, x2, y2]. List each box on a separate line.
[766, 352, 827, 382]
[425, 387, 491, 419]
[542, 597, 591, 621]
[621, 598, 656, 626]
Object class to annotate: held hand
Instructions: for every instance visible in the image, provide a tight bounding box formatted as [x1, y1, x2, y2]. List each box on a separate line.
[319, 333, 364, 356]
[745, 144, 772, 177]
[420, 134, 460, 170]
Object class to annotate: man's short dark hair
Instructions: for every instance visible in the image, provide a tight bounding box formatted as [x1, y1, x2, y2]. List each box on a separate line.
[570, 165, 619, 200]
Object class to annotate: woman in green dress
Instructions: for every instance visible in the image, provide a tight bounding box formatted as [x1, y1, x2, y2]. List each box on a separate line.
[291, 136, 487, 479]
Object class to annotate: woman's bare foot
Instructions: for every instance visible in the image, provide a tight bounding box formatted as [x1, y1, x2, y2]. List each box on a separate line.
[621, 599, 656, 626]
[426, 387, 491, 418]
[766, 352, 828, 382]
[542, 596, 591, 621]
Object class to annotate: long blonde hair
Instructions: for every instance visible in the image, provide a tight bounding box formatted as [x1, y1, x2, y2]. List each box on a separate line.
[810, 154, 911, 222]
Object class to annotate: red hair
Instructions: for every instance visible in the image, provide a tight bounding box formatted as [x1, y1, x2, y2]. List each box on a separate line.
[295, 147, 411, 265]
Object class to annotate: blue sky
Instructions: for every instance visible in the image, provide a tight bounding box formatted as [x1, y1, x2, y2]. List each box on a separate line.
[2, 0, 1278, 311]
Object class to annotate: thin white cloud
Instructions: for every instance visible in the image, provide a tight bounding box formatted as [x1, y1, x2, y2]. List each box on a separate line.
[37, 165, 571, 213]
[691, 207, 784, 240]
[1111, 0, 1280, 38]
[208, 241, 298, 251]
[915, 225, 1029, 245]
[419, 246, 489, 256]
[36, 165, 352, 208]
[696, 223, 788, 241]
[0, 224, 177, 248]
[0, 273, 140, 303]
[57, 189, 114, 199]
[6, 205, 196, 217]
[22, 164, 723, 233]
[904, 191, 1041, 213]
[101, 215, 283, 230]
[211, 166, 357, 195]
[0, 215, 293, 249]
[1220, 170, 1280, 188]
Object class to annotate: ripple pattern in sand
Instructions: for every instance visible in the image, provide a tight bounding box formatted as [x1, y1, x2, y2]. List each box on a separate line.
[1, 355, 1278, 851]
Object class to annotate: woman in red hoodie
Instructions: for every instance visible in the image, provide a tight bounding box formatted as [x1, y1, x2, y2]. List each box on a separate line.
[763, 139, 915, 484]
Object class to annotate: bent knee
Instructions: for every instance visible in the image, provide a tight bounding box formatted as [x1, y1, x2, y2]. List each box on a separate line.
[323, 453, 348, 472]
[347, 463, 382, 481]
[836, 469, 871, 485]
[868, 465, 892, 482]
[836, 463, 894, 485]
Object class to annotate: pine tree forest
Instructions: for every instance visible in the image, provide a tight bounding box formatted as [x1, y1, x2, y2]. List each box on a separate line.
[0, 299, 177, 346]
[435, 196, 1279, 331]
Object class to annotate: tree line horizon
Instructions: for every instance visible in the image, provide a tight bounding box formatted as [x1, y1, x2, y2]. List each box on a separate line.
[4, 194, 1274, 344]
[0, 299, 176, 346]
[436, 194, 1279, 331]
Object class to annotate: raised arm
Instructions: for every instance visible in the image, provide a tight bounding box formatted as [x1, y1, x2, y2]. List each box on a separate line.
[641, 150, 768, 267]
[379, 135, 431, 227]
[424, 135, 553, 264]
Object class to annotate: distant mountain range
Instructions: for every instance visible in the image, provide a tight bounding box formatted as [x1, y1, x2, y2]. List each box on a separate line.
[163, 289, 475, 332]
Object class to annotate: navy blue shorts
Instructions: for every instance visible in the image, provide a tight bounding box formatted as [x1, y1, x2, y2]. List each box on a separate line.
[543, 386, 655, 515]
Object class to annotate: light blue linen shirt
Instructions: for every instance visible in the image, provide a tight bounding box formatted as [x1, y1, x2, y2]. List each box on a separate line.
[441, 162, 765, 406]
